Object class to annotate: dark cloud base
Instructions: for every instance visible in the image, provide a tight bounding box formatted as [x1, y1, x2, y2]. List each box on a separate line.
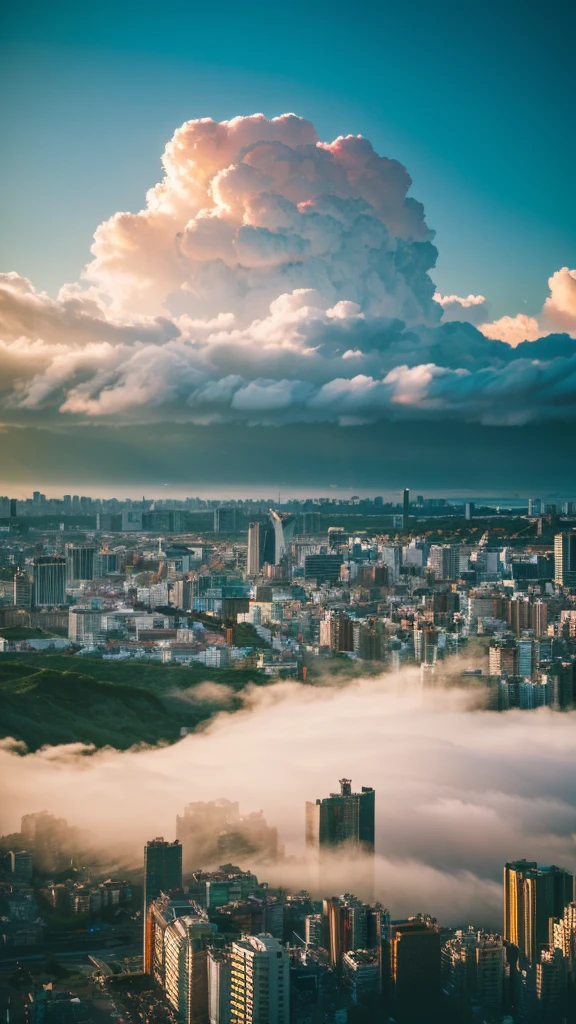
[1, 419, 575, 492]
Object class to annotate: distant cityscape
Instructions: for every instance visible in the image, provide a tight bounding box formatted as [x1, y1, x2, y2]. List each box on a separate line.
[1, 489, 576, 1022]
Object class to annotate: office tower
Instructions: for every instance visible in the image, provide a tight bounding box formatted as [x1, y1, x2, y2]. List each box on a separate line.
[65, 543, 95, 581]
[324, 893, 370, 969]
[517, 638, 535, 680]
[269, 510, 296, 565]
[389, 919, 441, 1022]
[68, 607, 103, 644]
[33, 556, 66, 607]
[465, 502, 475, 520]
[144, 838, 183, 916]
[528, 498, 542, 516]
[504, 860, 537, 953]
[303, 553, 343, 583]
[230, 935, 289, 1024]
[13, 569, 32, 609]
[208, 949, 232, 1024]
[554, 533, 576, 587]
[428, 544, 460, 579]
[247, 522, 275, 575]
[504, 860, 573, 965]
[402, 488, 409, 529]
[171, 578, 194, 611]
[247, 522, 261, 575]
[163, 913, 217, 1024]
[380, 544, 402, 583]
[214, 508, 237, 535]
[306, 780, 375, 897]
[306, 779, 375, 855]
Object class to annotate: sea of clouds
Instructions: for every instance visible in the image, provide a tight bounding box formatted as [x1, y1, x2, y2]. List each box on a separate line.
[3, 671, 576, 926]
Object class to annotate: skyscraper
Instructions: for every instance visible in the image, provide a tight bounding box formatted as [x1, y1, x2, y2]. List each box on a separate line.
[144, 837, 183, 916]
[306, 779, 375, 896]
[428, 544, 460, 580]
[13, 569, 32, 608]
[33, 556, 66, 607]
[269, 509, 296, 565]
[230, 934, 289, 1024]
[306, 779, 375, 855]
[389, 918, 441, 1022]
[402, 488, 410, 530]
[65, 543, 95, 581]
[504, 860, 573, 965]
[163, 913, 217, 1024]
[247, 522, 275, 575]
[554, 533, 576, 587]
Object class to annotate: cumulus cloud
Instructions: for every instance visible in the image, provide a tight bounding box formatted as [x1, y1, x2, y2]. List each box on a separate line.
[3, 671, 576, 926]
[1, 113, 576, 427]
[478, 313, 542, 346]
[434, 291, 490, 325]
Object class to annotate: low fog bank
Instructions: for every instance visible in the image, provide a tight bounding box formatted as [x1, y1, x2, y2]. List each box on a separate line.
[2, 669, 575, 927]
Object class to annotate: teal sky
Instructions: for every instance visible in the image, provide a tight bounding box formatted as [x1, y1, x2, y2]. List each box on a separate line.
[2, 0, 575, 318]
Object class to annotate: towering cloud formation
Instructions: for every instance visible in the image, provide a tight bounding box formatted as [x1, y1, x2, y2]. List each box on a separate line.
[1, 112, 575, 426]
[86, 113, 439, 325]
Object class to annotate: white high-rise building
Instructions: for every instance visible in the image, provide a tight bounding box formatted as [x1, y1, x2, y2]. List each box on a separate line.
[230, 934, 289, 1024]
[269, 511, 295, 565]
[554, 533, 576, 587]
[164, 914, 217, 1024]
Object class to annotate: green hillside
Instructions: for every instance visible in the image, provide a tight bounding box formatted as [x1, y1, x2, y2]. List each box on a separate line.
[0, 655, 268, 751]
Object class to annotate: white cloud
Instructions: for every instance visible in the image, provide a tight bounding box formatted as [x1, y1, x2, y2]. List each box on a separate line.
[1, 114, 576, 427]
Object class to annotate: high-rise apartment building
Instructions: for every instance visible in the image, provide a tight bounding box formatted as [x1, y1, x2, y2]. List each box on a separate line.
[208, 949, 232, 1024]
[389, 919, 441, 1022]
[504, 860, 573, 965]
[33, 556, 66, 607]
[554, 533, 576, 587]
[144, 838, 183, 916]
[230, 934, 289, 1024]
[65, 543, 95, 581]
[13, 569, 32, 608]
[164, 913, 217, 1024]
[269, 510, 295, 565]
[428, 544, 460, 580]
[441, 929, 504, 1021]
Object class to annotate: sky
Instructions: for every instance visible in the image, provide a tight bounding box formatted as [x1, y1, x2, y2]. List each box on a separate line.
[1, 0, 575, 493]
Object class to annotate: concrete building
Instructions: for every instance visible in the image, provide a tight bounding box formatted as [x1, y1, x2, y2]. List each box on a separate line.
[144, 838, 183, 917]
[68, 607, 103, 644]
[208, 949, 232, 1024]
[164, 913, 217, 1024]
[33, 556, 66, 607]
[554, 533, 576, 587]
[13, 569, 32, 609]
[65, 544, 95, 581]
[230, 934, 289, 1024]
